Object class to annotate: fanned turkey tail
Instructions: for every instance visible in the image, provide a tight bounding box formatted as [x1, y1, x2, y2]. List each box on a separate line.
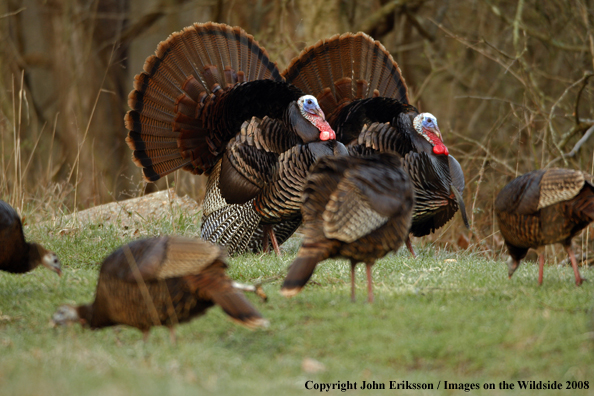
[282, 32, 410, 123]
[125, 22, 283, 182]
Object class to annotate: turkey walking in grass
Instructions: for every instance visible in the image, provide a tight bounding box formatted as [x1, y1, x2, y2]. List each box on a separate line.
[495, 168, 594, 286]
[51, 236, 268, 343]
[281, 153, 414, 303]
[125, 22, 345, 256]
[282, 32, 469, 257]
[0, 200, 61, 276]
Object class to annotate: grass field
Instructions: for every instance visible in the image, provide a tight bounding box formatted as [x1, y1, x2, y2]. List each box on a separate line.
[1, 212, 593, 395]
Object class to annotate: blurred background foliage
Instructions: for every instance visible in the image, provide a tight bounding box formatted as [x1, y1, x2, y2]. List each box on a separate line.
[1, 0, 594, 255]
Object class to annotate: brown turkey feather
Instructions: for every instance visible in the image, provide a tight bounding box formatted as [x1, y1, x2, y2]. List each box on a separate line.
[125, 22, 283, 182]
[0, 200, 61, 276]
[283, 33, 468, 255]
[126, 23, 347, 256]
[281, 153, 414, 302]
[51, 237, 268, 339]
[283, 32, 409, 117]
[495, 168, 594, 286]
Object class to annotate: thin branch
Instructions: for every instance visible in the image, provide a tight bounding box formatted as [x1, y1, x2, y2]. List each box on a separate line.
[548, 124, 594, 167]
[449, 130, 515, 174]
[357, 0, 413, 33]
[558, 122, 594, 151]
[404, 9, 435, 42]
[482, 0, 590, 52]
[0, 7, 26, 19]
[549, 72, 593, 142]
[429, 19, 527, 86]
[574, 72, 594, 124]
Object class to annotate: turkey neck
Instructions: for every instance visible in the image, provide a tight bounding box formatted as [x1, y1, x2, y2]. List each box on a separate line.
[6, 242, 43, 273]
[286, 102, 323, 143]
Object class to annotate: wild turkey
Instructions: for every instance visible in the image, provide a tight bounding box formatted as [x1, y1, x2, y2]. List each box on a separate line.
[282, 32, 469, 255]
[51, 236, 268, 342]
[495, 168, 594, 286]
[0, 200, 61, 276]
[125, 22, 344, 256]
[281, 153, 414, 303]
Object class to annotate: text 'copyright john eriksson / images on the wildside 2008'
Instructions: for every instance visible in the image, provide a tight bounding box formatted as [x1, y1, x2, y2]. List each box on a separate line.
[304, 380, 589, 392]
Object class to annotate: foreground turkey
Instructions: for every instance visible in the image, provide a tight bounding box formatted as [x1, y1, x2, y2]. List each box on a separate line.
[495, 168, 594, 286]
[125, 22, 344, 255]
[282, 32, 469, 256]
[51, 237, 268, 342]
[281, 154, 414, 303]
[0, 200, 61, 276]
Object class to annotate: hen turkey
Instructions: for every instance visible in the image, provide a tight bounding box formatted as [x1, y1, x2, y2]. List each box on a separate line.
[281, 153, 414, 303]
[51, 236, 268, 342]
[282, 32, 469, 256]
[495, 168, 594, 286]
[0, 200, 61, 276]
[125, 22, 344, 256]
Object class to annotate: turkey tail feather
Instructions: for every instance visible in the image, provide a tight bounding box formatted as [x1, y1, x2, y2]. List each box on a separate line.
[196, 271, 268, 329]
[125, 22, 282, 182]
[201, 203, 261, 256]
[281, 248, 329, 297]
[451, 184, 470, 229]
[282, 32, 410, 116]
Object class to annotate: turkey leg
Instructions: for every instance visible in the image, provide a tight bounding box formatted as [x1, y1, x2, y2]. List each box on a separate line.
[262, 225, 282, 257]
[405, 236, 417, 258]
[350, 261, 357, 302]
[564, 245, 584, 286]
[538, 253, 545, 285]
[366, 262, 374, 304]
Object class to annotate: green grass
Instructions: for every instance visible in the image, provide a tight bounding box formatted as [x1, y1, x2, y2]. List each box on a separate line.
[1, 214, 593, 395]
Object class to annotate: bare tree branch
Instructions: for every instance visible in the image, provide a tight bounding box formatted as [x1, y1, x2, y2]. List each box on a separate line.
[548, 124, 594, 166]
[357, 0, 413, 33]
[482, 0, 590, 52]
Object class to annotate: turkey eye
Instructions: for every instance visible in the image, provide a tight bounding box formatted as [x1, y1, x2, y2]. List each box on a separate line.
[307, 100, 312, 104]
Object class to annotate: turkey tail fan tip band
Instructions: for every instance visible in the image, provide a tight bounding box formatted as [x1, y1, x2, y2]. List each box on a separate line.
[125, 22, 284, 183]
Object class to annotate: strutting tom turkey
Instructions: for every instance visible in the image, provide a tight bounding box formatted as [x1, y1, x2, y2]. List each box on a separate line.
[51, 236, 268, 342]
[495, 168, 594, 286]
[282, 32, 469, 256]
[0, 200, 61, 276]
[125, 22, 345, 256]
[281, 153, 414, 303]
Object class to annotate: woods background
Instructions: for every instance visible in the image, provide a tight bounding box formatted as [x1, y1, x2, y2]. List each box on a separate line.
[1, 0, 594, 256]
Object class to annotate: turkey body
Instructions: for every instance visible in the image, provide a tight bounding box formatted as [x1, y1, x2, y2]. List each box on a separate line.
[0, 200, 61, 276]
[281, 153, 414, 303]
[125, 22, 343, 255]
[495, 168, 594, 286]
[282, 32, 468, 252]
[52, 236, 268, 341]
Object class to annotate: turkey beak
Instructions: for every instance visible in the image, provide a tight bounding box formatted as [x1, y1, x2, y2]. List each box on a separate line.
[313, 106, 326, 121]
[507, 257, 519, 279]
[431, 125, 442, 140]
[43, 253, 62, 277]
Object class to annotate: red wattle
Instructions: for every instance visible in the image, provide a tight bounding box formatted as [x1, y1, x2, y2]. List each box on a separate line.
[316, 119, 336, 141]
[433, 145, 448, 156]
